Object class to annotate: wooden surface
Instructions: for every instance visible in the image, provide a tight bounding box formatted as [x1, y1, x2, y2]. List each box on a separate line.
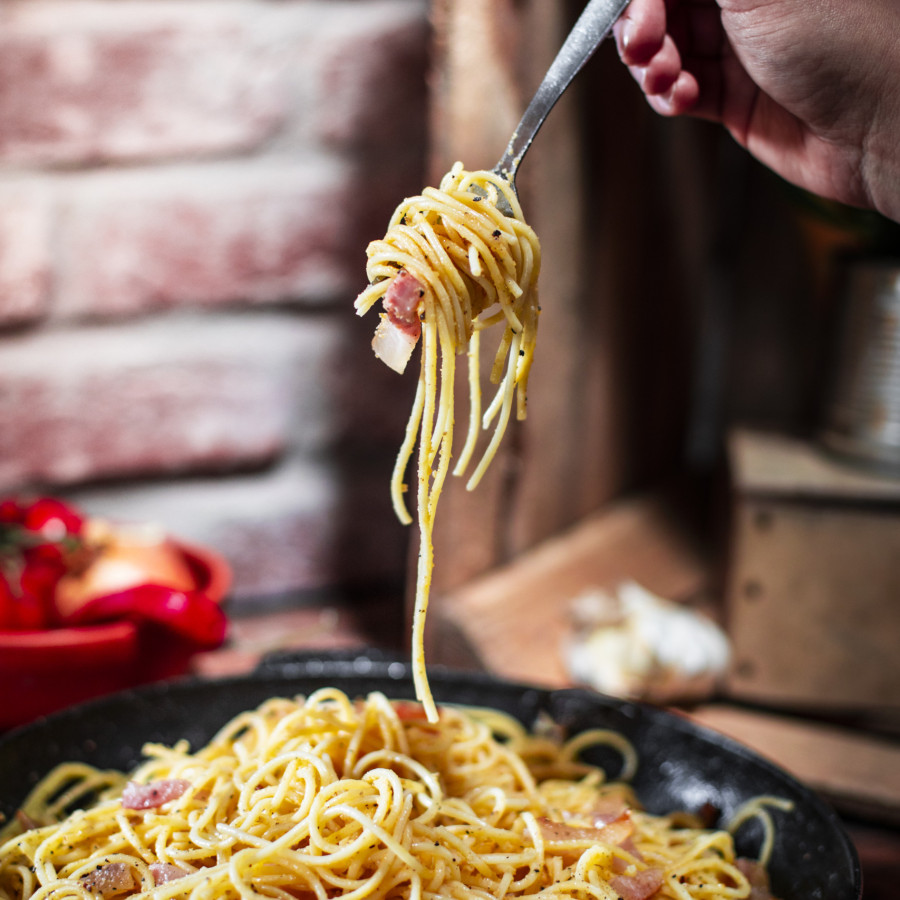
[421, 0, 699, 605]
[729, 428, 900, 500]
[425, 492, 710, 683]
[689, 704, 900, 826]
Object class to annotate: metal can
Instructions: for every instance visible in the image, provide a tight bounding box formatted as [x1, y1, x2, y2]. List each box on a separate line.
[820, 258, 900, 472]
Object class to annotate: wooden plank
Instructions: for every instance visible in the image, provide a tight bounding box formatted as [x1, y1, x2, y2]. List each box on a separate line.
[419, 1, 701, 611]
[729, 428, 900, 501]
[689, 704, 900, 824]
[426, 493, 709, 684]
[426, 0, 603, 599]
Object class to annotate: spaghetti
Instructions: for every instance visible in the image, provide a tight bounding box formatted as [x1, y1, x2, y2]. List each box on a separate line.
[355, 164, 542, 721]
[0, 691, 781, 900]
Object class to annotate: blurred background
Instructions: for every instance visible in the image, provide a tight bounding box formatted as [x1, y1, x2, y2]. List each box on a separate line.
[0, 0, 429, 612]
[1, 0, 899, 884]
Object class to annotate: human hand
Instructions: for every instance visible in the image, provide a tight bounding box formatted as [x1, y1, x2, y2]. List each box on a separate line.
[614, 0, 900, 222]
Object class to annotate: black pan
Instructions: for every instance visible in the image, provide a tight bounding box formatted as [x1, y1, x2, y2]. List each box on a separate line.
[0, 648, 861, 899]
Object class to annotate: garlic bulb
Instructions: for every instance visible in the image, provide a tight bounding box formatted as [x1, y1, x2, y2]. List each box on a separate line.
[565, 580, 731, 704]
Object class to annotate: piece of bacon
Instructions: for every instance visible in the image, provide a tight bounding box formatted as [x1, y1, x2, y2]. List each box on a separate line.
[372, 318, 418, 374]
[538, 812, 635, 848]
[383, 270, 424, 338]
[608, 867, 665, 900]
[121, 779, 190, 810]
[150, 863, 189, 885]
[538, 812, 637, 865]
[80, 862, 135, 897]
[371, 271, 425, 374]
[589, 794, 631, 826]
[612, 836, 646, 872]
[539, 812, 660, 896]
[393, 701, 436, 722]
[15, 809, 39, 832]
[735, 858, 778, 900]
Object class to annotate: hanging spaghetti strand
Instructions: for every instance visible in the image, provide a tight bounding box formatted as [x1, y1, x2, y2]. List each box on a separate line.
[355, 164, 542, 720]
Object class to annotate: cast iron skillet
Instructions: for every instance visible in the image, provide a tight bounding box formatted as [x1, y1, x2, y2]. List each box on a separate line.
[0, 648, 861, 900]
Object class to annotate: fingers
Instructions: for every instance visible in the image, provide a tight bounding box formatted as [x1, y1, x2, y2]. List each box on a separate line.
[615, 0, 709, 116]
[646, 69, 701, 116]
[613, 0, 667, 66]
[638, 33, 683, 96]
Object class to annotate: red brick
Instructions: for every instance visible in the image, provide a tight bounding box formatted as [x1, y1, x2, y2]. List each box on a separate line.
[314, 6, 430, 153]
[55, 164, 367, 319]
[0, 314, 335, 489]
[328, 311, 421, 450]
[208, 468, 408, 601]
[0, 8, 283, 165]
[0, 186, 52, 325]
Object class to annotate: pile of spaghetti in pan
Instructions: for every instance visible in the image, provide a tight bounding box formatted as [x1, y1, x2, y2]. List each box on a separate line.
[0, 655, 861, 900]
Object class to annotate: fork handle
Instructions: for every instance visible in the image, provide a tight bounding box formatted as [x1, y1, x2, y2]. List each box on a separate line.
[494, 0, 632, 182]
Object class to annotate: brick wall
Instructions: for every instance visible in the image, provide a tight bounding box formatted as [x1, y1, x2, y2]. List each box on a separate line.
[0, 0, 431, 607]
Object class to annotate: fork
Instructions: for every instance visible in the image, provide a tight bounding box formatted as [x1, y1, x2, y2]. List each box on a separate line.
[491, 0, 631, 208]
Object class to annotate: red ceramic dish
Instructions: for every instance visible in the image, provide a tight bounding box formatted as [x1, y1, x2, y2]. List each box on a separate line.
[0, 542, 231, 731]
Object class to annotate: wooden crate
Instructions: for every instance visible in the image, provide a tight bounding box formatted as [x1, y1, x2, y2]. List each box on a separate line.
[724, 429, 900, 713]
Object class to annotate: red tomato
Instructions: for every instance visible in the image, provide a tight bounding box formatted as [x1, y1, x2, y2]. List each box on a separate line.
[22, 498, 84, 539]
[0, 496, 86, 630]
[0, 500, 24, 525]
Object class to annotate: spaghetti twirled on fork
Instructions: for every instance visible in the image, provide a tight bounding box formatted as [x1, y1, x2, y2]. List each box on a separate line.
[355, 164, 541, 720]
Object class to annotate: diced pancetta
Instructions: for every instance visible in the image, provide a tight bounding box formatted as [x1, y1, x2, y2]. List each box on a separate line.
[383, 270, 424, 336]
[589, 793, 631, 826]
[150, 863, 189, 885]
[371, 270, 426, 374]
[121, 779, 190, 810]
[537, 812, 634, 848]
[15, 809, 39, 832]
[80, 862, 135, 897]
[612, 836, 646, 871]
[608, 867, 664, 900]
[735, 858, 777, 900]
[372, 316, 419, 374]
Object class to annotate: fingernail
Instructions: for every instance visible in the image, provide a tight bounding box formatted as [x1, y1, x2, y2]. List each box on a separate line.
[654, 90, 675, 115]
[613, 18, 633, 57]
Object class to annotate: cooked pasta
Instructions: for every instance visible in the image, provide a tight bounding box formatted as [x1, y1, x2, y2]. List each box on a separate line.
[355, 164, 542, 721]
[0, 691, 781, 900]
